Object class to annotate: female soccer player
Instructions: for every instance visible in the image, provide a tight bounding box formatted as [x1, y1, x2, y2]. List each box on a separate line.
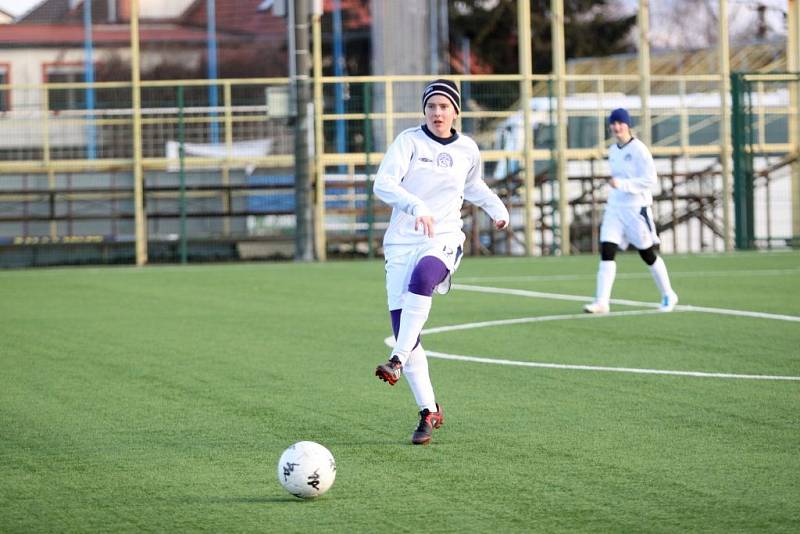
[584, 108, 678, 314]
[373, 79, 509, 445]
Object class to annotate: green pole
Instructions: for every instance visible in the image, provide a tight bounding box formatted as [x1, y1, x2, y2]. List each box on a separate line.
[731, 73, 756, 250]
[178, 85, 188, 264]
[731, 73, 744, 249]
[364, 83, 374, 259]
[744, 78, 756, 249]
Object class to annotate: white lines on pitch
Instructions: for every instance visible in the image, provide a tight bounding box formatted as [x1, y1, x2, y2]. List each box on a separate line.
[381, 309, 664, 346]
[421, 308, 669, 335]
[380, 292, 800, 381]
[424, 351, 800, 381]
[454, 284, 800, 323]
[456, 268, 800, 284]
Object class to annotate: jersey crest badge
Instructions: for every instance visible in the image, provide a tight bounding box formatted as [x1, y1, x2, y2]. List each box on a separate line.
[437, 153, 454, 168]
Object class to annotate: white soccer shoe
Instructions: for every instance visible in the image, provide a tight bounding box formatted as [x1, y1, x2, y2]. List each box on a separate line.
[659, 292, 679, 312]
[583, 301, 610, 314]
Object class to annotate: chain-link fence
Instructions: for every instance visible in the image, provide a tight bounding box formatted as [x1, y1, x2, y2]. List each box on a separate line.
[2, 72, 799, 266]
[1, 1, 797, 267]
[731, 72, 800, 250]
[0, 77, 296, 267]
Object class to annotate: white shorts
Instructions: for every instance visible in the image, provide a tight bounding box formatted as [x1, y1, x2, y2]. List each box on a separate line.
[599, 205, 660, 250]
[384, 237, 464, 310]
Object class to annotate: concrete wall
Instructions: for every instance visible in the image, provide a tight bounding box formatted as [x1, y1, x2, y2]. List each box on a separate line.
[369, 0, 448, 147]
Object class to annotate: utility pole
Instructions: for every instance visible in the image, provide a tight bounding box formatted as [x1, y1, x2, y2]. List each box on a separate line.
[294, 0, 314, 261]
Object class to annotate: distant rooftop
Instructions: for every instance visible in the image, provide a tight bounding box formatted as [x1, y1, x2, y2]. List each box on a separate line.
[567, 40, 787, 76]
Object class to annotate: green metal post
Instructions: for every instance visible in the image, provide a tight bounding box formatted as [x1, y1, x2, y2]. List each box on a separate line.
[178, 85, 188, 264]
[744, 78, 756, 248]
[364, 83, 374, 259]
[731, 73, 744, 248]
[730, 73, 755, 250]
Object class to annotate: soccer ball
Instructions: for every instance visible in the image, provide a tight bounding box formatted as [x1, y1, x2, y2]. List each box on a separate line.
[277, 441, 336, 499]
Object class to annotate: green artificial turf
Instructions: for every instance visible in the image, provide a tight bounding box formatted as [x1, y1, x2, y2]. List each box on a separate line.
[1, 251, 798, 532]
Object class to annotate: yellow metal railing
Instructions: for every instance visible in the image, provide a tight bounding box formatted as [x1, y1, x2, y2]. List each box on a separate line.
[2, 73, 793, 171]
[1, 73, 796, 260]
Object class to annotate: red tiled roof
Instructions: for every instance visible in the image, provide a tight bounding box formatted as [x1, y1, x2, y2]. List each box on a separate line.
[19, 0, 135, 24]
[0, 24, 253, 46]
[180, 0, 370, 33]
[181, 0, 286, 35]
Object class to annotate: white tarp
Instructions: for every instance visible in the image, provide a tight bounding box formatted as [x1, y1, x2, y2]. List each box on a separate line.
[166, 139, 273, 172]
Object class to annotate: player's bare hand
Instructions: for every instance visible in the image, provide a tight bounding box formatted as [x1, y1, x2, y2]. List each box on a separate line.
[495, 219, 508, 230]
[609, 177, 620, 189]
[415, 216, 435, 238]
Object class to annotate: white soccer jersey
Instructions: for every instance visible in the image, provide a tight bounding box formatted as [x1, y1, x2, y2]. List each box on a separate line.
[374, 125, 509, 247]
[607, 138, 657, 208]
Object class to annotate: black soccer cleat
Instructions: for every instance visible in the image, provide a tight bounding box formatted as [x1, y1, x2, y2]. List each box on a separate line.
[375, 355, 403, 385]
[411, 403, 444, 445]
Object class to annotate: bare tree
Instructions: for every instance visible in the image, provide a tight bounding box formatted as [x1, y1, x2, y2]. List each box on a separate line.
[649, 0, 787, 51]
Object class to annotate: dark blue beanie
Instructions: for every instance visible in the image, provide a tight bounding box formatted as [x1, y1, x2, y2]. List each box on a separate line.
[608, 108, 631, 126]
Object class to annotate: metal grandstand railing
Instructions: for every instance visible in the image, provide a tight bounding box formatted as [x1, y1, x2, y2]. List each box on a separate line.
[0, 71, 798, 266]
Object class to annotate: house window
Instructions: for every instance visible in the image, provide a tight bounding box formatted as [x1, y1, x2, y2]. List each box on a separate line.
[46, 66, 86, 111]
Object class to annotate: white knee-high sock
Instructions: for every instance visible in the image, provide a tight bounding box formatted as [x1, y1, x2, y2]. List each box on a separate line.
[648, 256, 674, 297]
[404, 344, 436, 413]
[596, 260, 616, 305]
[393, 292, 432, 365]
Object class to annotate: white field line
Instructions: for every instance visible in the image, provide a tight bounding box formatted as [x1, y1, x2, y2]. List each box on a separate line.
[380, 299, 800, 382]
[380, 309, 663, 348]
[424, 351, 800, 381]
[456, 268, 800, 284]
[421, 308, 668, 335]
[454, 284, 800, 322]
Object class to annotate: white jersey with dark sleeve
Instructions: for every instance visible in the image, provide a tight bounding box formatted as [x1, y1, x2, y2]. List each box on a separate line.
[607, 137, 657, 208]
[373, 125, 509, 247]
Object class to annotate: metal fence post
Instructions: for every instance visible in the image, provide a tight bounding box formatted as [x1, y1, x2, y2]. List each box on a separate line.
[364, 83, 374, 258]
[731, 73, 754, 250]
[552, 0, 569, 255]
[130, 0, 147, 265]
[178, 85, 187, 264]
[312, 5, 327, 261]
[517, 0, 535, 256]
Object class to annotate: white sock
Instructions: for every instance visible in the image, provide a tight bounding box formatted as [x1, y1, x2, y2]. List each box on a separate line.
[595, 260, 616, 305]
[649, 256, 674, 297]
[404, 344, 437, 413]
[393, 293, 432, 365]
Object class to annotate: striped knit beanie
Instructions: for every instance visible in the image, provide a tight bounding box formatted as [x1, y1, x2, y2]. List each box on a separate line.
[422, 79, 461, 114]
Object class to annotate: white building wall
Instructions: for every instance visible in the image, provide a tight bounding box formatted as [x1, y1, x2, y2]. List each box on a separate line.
[0, 46, 202, 150]
[139, 0, 196, 19]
